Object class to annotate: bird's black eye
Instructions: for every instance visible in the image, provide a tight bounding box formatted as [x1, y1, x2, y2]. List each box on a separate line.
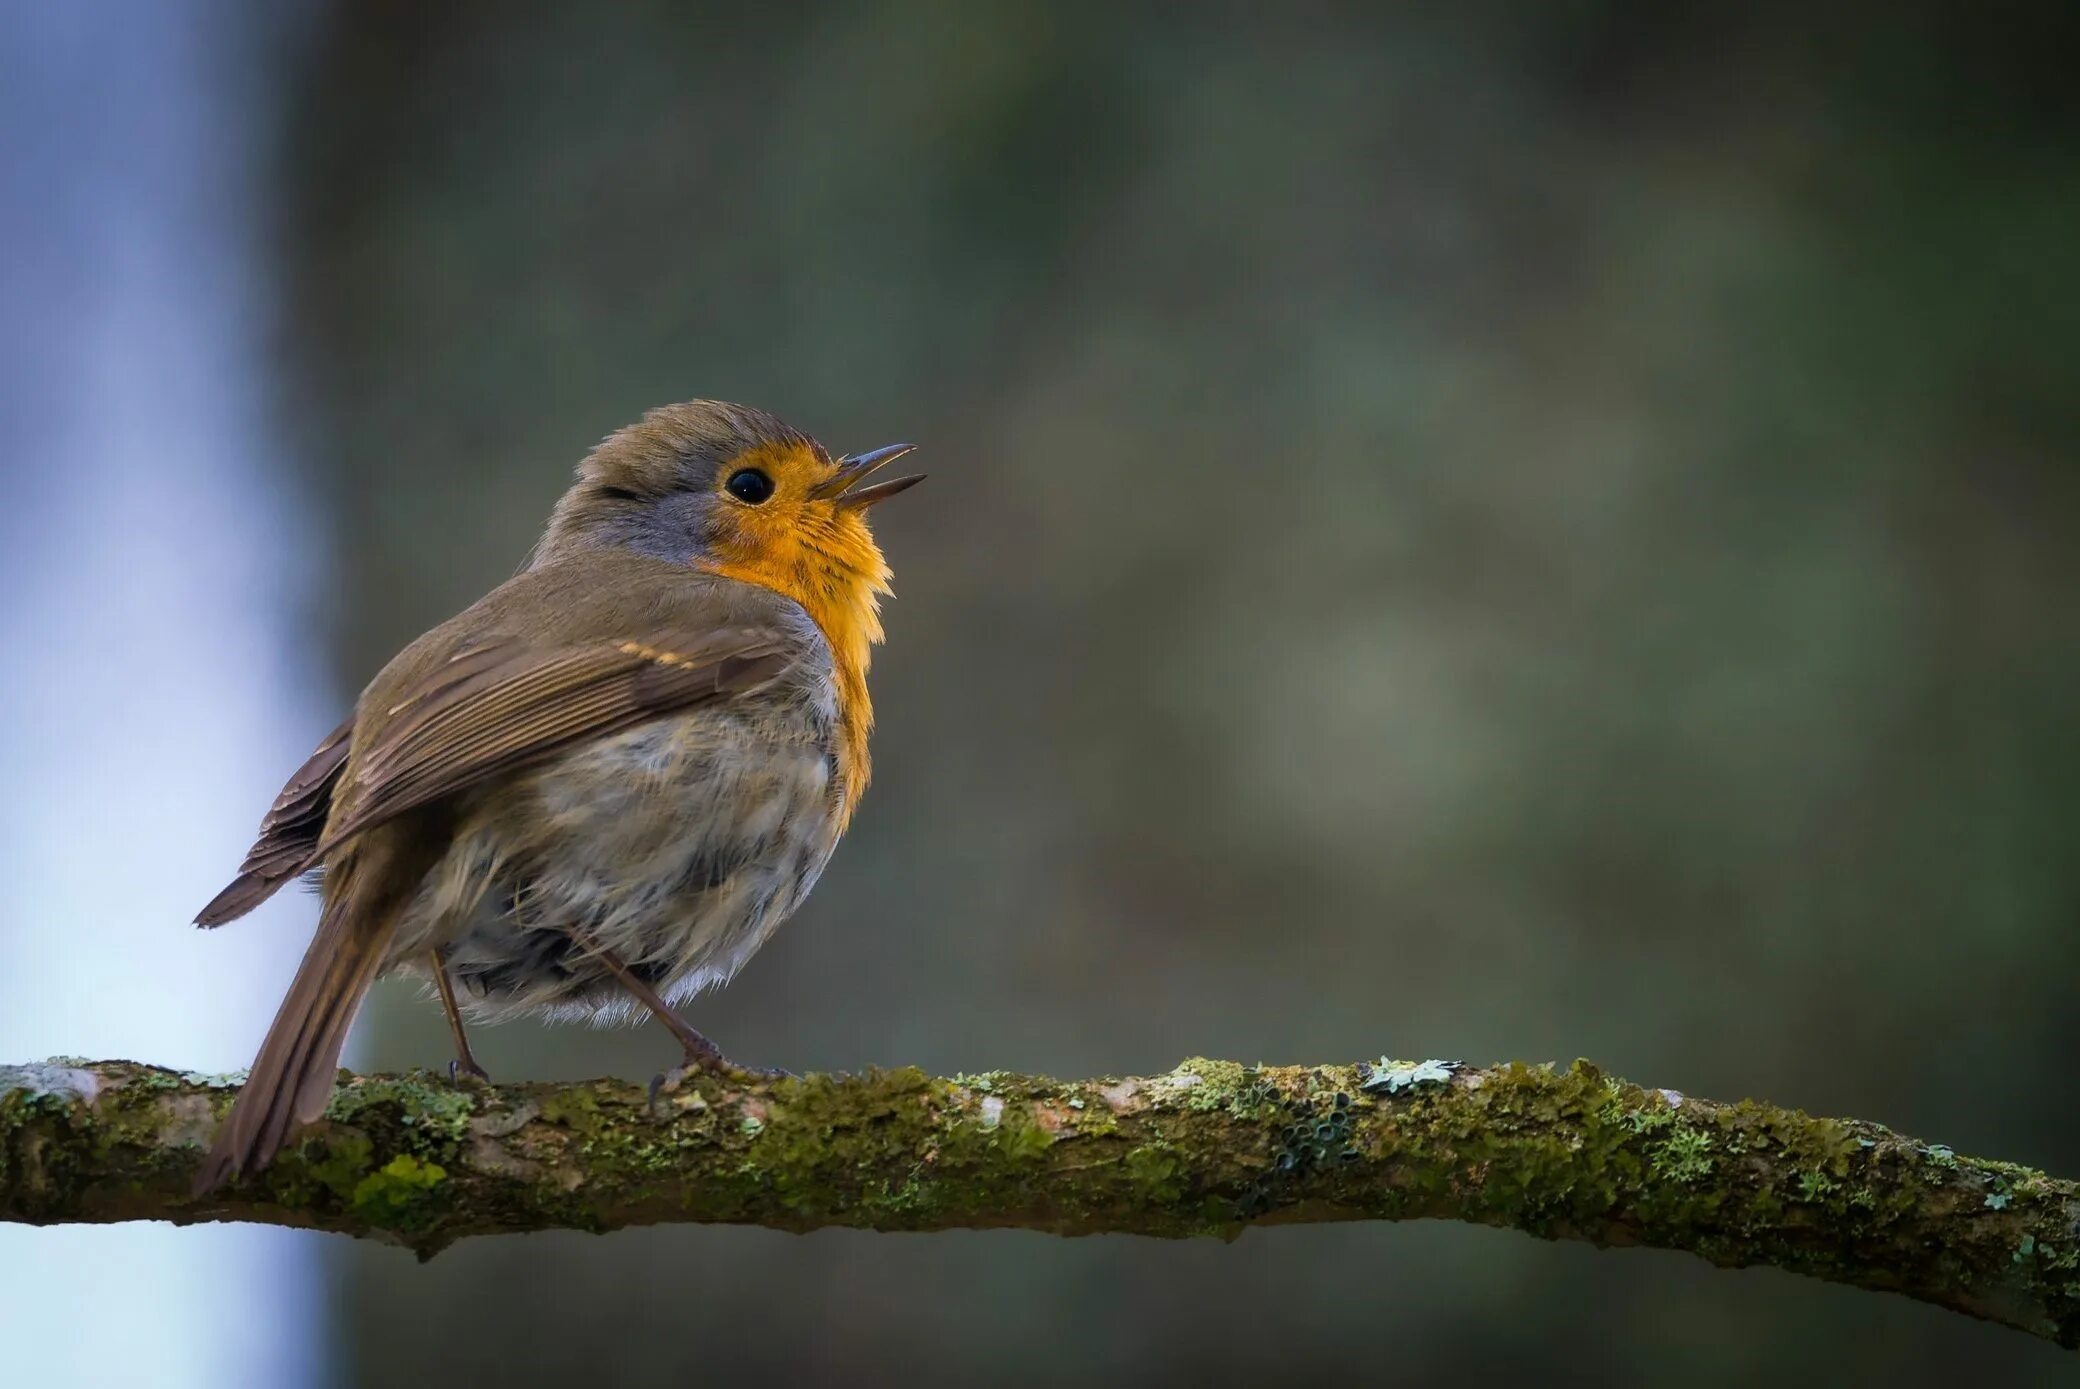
[726, 468, 775, 505]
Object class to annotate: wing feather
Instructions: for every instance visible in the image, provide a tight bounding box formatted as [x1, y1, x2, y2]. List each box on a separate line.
[314, 627, 792, 853]
[194, 718, 354, 926]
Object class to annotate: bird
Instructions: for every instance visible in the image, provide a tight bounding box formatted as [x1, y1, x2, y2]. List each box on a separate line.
[190, 400, 922, 1193]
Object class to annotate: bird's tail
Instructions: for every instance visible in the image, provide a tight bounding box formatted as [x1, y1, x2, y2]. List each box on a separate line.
[193, 857, 401, 1195]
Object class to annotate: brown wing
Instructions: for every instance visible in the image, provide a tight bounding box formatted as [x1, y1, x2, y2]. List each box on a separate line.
[313, 627, 794, 855]
[195, 718, 354, 927]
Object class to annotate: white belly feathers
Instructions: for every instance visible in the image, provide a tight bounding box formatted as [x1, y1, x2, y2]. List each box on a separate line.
[389, 705, 845, 1024]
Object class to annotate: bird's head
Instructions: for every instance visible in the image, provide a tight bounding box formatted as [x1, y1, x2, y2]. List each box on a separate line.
[536, 400, 922, 658]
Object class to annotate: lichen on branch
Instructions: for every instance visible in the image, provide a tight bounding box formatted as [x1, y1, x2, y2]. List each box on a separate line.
[4, 1055, 2076, 1347]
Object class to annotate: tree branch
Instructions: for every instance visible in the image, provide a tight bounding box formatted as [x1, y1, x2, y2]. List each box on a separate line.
[4, 1056, 2074, 1345]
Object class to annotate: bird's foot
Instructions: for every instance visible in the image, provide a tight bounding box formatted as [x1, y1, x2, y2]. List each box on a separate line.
[448, 1057, 494, 1088]
[648, 1047, 793, 1106]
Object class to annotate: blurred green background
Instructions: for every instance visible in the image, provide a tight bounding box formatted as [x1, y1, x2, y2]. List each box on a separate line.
[272, 2, 2079, 1382]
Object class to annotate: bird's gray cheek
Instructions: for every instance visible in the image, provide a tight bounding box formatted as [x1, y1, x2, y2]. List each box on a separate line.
[622, 493, 715, 565]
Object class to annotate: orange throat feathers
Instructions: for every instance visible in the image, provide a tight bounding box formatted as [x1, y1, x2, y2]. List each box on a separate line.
[702, 530, 890, 826]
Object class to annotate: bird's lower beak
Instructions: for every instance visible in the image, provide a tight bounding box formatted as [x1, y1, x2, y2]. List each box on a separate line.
[813, 442, 925, 507]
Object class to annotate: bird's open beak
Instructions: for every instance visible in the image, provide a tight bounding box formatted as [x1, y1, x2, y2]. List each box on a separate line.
[812, 442, 925, 507]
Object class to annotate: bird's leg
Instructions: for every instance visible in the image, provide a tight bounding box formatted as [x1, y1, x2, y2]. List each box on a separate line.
[556, 924, 769, 1095]
[430, 949, 492, 1085]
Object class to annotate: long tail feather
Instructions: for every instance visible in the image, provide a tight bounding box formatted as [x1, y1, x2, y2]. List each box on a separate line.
[193, 858, 399, 1194]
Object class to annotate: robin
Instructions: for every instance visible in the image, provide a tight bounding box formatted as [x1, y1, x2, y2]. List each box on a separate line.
[191, 401, 922, 1193]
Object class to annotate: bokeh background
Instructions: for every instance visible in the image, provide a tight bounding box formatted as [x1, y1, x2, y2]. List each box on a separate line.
[5, 2, 2079, 1384]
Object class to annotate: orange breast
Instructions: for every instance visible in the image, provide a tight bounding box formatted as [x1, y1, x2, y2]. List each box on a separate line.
[700, 556, 881, 829]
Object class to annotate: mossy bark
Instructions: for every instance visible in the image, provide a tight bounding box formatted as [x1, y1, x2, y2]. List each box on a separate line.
[4, 1056, 2076, 1346]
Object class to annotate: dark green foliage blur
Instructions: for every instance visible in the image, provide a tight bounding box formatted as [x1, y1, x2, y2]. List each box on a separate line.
[278, 3, 2080, 1382]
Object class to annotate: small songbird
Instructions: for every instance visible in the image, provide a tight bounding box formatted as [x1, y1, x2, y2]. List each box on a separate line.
[192, 401, 921, 1192]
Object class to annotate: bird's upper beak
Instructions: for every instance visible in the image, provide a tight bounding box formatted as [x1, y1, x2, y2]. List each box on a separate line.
[811, 442, 925, 507]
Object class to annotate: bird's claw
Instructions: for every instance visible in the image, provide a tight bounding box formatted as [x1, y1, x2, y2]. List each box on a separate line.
[448, 1058, 493, 1087]
[648, 1055, 792, 1107]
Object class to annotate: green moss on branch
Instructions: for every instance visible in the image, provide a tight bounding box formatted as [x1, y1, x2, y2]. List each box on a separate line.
[3, 1056, 2076, 1346]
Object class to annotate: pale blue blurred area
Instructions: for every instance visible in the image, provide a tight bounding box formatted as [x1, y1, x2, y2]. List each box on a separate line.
[0, 4, 323, 1386]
